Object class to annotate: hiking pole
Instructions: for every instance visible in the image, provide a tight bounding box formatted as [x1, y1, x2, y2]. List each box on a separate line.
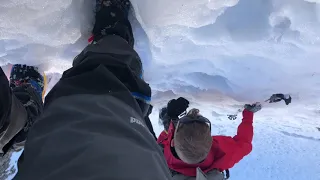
[227, 94, 292, 120]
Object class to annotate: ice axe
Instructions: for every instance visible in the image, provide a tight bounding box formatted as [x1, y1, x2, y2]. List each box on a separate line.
[227, 93, 292, 120]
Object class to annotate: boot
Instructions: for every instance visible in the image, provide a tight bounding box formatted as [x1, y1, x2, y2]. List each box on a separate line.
[92, 0, 134, 46]
[10, 64, 46, 99]
[8, 64, 45, 152]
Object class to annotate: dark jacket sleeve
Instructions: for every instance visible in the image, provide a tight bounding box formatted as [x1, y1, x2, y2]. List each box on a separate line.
[144, 105, 157, 140]
[14, 36, 172, 180]
[0, 67, 12, 132]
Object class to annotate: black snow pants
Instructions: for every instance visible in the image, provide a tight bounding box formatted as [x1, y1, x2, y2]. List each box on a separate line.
[14, 7, 169, 180]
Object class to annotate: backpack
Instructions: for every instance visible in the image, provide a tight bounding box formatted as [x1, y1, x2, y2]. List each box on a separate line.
[171, 168, 230, 180]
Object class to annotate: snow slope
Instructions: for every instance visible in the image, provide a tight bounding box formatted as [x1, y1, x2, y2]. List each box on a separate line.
[0, 0, 320, 179]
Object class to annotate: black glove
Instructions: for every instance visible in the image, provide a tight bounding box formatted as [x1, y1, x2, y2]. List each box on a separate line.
[244, 103, 262, 113]
[268, 94, 292, 105]
[159, 107, 171, 131]
[167, 97, 189, 119]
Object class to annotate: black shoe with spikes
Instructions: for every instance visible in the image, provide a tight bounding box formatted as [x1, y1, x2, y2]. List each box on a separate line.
[92, 0, 134, 46]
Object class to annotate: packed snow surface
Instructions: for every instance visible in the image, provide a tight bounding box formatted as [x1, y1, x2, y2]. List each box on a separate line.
[0, 0, 319, 179]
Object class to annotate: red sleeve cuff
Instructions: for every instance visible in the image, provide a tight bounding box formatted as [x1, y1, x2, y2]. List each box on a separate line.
[242, 109, 254, 123]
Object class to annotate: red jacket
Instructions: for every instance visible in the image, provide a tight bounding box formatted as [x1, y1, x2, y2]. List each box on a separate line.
[157, 110, 254, 177]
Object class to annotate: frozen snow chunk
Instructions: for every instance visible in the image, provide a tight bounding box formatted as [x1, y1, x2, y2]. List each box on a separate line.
[304, 0, 320, 3]
[131, 0, 239, 28]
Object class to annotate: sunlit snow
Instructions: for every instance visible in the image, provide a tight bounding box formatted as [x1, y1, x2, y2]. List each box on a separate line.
[0, 0, 319, 179]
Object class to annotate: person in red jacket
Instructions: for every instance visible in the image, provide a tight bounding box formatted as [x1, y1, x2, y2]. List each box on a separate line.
[157, 97, 262, 179]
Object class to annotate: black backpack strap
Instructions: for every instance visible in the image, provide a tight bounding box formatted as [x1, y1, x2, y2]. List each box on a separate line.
[158, 143, 164, 153]
[170, 169, 181, 177]
[170, 168, 228, 180]
[224, 169, 230, 179]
